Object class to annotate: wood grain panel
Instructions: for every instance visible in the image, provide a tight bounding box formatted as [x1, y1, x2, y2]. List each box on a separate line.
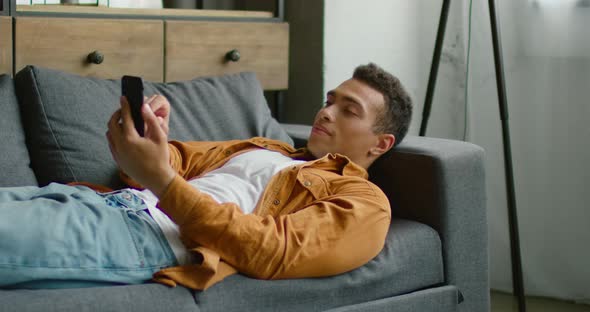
[0, 17, 12, 76]
[166, 21, 289, 90]
[17, 5, 273, 18]
[15, 17, 163, 82]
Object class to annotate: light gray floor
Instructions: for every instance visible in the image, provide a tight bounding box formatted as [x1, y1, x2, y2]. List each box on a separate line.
[491, 291, 590, 312]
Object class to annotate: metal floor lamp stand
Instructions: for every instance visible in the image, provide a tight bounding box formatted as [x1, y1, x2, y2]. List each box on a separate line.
[418, 1, 526, 311]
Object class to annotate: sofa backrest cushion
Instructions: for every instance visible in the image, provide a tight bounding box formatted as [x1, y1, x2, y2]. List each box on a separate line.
[147, 73, 291, 143]
[15, 66, 292, 188]
[0, 74, 38, 187]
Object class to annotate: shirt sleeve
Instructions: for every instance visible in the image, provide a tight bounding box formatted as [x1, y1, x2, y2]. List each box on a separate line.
[120, 140, 226, 188]
[157, 174, 391, 280]
[167, 140, 229, 180]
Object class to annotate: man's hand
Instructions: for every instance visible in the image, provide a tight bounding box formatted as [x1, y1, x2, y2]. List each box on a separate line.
[107, 95, 175, 197]
[145, 94, 171, 137]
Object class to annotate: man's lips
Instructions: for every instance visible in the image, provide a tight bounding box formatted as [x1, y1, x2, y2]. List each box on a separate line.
[312, 124, 332, 136]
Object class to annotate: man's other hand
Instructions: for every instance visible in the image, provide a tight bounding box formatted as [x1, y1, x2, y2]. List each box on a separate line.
[145, 94, 171, 137]
[107, 95, 175, 197]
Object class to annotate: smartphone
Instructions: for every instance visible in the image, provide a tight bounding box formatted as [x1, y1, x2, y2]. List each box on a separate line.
[121, 75, 145, 136]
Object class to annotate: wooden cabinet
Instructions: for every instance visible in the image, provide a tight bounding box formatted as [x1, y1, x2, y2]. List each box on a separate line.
[0, 17, 11, 75]
[2, 5, 289, 91]
[14, 17, 164, 82]
[165, 20, 289, 90]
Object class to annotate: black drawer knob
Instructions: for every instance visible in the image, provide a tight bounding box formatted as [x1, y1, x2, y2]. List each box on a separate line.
[87, 51, 104, 64]
[225, 49, 241, 62]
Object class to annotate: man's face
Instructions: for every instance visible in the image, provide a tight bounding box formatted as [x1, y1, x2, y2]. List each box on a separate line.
[307, 78, 386, 166]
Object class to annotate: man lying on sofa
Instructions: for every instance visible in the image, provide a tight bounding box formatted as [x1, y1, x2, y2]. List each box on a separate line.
[0, 63, 412, 290]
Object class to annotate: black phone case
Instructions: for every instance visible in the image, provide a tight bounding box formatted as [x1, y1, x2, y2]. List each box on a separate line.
[122, 75, 145, 136]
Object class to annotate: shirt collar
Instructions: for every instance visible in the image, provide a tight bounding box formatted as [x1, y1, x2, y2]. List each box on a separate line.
[248, 137, 369, 179]
[315, 153, 369, 179]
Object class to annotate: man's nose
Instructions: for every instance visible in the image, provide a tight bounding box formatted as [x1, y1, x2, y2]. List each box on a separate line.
[319, 106, 334, 121]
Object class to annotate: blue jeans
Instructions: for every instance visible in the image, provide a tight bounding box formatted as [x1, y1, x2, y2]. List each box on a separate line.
[0, 183, 177, 289]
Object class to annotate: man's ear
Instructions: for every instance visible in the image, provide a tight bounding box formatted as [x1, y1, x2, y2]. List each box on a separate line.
[370, 134, 395, 156]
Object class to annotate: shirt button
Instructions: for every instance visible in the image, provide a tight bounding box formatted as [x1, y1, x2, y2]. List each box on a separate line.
[273, 199, 281, 205]
[122, 193, 132, 200]
[303, 181, 312, 187]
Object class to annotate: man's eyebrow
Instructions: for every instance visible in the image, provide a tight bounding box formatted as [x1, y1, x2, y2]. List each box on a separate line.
[327, 90, 365, 111]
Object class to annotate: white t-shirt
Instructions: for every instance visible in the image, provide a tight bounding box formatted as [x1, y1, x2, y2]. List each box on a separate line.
[129, 149, 305, 265]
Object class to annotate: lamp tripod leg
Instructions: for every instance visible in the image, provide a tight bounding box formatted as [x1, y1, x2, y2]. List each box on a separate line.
[420, 0, 526, 310]
[488, 0, 526, 311]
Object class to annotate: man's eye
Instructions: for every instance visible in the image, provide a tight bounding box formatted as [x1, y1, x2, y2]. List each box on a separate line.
[345, 109, 358, 117]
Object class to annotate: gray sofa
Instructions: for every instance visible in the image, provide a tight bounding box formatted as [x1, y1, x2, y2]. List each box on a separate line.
[0, 66, 489, 312]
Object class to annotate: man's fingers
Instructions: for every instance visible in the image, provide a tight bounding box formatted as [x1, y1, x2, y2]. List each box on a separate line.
[106, 130, 119, 163]
[147, 95, 170, 119]
[142, 103, 167, 143]
[120, 96, 139, 137]
[145, 94, 158, 105]
[143, 94, 170, 136]
[106, 109, 124, 163]
[107, 108, 123, 148]
[145, 95, 160, 114]
[108, 108, 122, 132]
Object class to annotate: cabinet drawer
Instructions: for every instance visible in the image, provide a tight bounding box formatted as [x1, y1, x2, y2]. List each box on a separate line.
[0, 17, 12, 75]
[165, 21, 288, 90]
[15, 17, 164, 82]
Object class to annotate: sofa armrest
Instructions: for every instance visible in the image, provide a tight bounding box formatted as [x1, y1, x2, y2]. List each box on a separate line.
[280, 123, 489, 311]
[369, 135, 489, 312]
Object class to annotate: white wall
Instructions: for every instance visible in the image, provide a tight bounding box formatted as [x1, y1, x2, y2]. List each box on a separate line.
[323, 0, 425, 134]
[469, 0, 590, 302]
[323, 0, 470, 139]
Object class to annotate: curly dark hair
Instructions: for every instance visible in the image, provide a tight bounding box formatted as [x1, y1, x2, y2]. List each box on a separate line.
[353, 63, 413, 147]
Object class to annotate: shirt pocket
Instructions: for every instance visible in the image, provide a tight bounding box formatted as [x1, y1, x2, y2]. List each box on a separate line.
[298, 171, 330, 200]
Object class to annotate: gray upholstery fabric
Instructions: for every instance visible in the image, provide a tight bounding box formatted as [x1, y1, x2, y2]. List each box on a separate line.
[14, 66, 292, 188]
[193, 219, 443, 312]
[15, 67, 122, 188]
[324, 286, 459, 312]
[0, 284, 197, 312]
[147, 73, 293, 144]
[369, 135, 489, 312]
[0, 75, 38, 187]
[0, 219, 444, 312]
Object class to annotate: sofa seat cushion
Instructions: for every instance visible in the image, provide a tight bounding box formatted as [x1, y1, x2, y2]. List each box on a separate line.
[0, 220, 442, 312]
[324, 285, 459, 312]
[0, 74, 38, 187]
[193, 218, 444, 312]
[14, 66, 292, 188]
[0, 284, 196, 312]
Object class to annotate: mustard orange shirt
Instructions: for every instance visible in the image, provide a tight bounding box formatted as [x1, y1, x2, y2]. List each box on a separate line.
[124, 137, 391, 290]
